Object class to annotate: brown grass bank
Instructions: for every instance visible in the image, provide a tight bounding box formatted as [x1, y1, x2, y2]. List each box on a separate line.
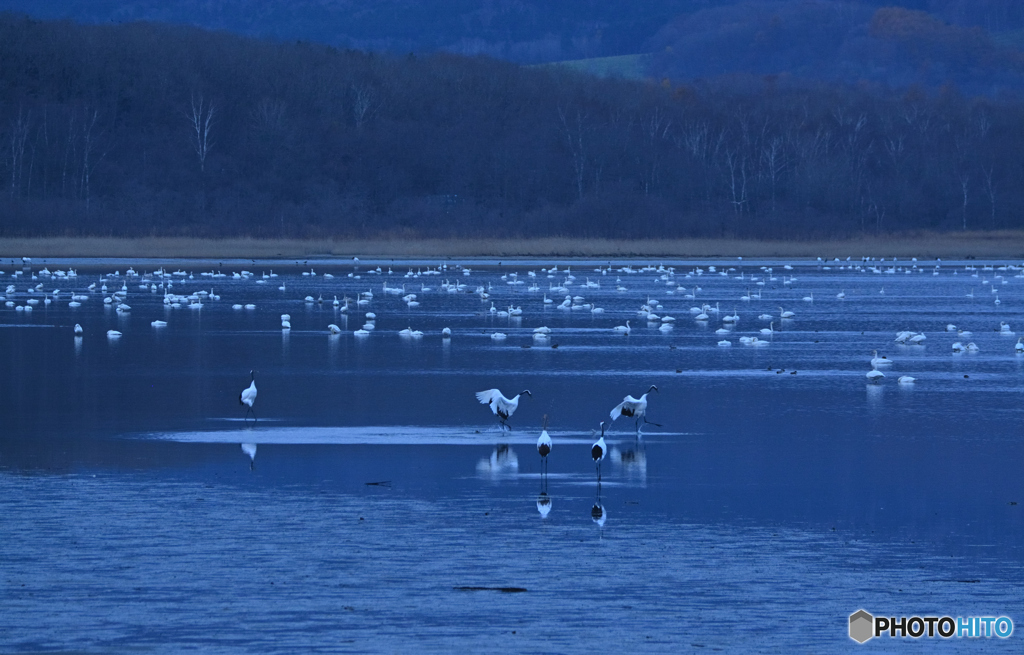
[3, 233, 1024, 260]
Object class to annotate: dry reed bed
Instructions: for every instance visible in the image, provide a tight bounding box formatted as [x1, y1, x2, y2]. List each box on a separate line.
[2, 233, 1024, 260]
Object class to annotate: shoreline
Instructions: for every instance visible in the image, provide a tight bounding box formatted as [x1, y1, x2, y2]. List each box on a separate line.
[2, 233, 1024, 260]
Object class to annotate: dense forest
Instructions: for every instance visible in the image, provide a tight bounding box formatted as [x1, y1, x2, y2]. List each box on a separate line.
[2, 14, 1024, 239]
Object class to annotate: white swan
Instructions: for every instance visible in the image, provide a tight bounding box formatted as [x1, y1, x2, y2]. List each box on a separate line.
[870, 350, 892, 367]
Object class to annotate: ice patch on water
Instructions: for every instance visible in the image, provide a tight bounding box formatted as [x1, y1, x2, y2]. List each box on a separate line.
[141, 425, 688, 446]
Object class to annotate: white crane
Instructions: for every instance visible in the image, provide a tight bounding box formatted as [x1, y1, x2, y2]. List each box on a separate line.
[240, 370, 258, 423]
[475, 388, 532, 432]
[592, 422, 607, 482]
[609, 385, 660, 435]
[537, 415, 552, 476]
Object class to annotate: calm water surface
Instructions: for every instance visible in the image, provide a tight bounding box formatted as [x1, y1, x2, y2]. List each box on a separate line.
[1, 257, 1022, 652]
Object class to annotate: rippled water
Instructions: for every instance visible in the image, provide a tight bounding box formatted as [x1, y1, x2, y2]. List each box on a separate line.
[1, 258, 1022, 652]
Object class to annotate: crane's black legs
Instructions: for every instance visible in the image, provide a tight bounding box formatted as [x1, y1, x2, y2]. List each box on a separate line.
[244, 407, 257, 425]
[636, 415, 661, 437]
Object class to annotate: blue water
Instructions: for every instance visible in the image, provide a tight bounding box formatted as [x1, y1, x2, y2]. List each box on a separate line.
[1, 258, 1022, 652]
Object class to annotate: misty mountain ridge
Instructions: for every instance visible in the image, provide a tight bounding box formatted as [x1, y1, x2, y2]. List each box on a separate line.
[2, 1, 1024, 92]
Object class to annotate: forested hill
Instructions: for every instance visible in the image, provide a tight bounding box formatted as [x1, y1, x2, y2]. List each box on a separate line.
[3, 14, 1024, 239]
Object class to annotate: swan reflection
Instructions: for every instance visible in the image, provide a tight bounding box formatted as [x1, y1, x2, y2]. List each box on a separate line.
[865, 382, 883, 410]
[476, 444, 518, 478]
[241, 443, 257, 470]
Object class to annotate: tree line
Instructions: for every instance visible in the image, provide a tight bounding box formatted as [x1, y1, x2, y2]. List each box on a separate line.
[1, 14, 1024, 240]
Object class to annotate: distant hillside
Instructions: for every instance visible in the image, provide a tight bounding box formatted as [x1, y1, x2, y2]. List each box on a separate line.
[647, 2, 1024, 95]
[4, 15, 1024, 241]
[1, 0, 1023, 80]
[0, 0, 693, 64]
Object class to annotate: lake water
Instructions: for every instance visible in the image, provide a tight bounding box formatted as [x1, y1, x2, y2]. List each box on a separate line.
[1, 257, 1022, 652]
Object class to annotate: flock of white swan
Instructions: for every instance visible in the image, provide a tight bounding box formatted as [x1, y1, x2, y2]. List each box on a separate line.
[4, 255, 1022, 393]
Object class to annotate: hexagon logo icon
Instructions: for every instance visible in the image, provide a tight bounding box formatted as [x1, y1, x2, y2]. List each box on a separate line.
[849, 609, 874, 643]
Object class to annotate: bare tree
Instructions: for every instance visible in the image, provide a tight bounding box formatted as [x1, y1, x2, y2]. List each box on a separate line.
[958, 172, 969, 231]
[61, 109, 76, 198]
[983, 165, 996, 227]
[186, 93, 215, 173]
[249, 97, 286, 134]
[637, 107, 672, 195]
[351, 84, 378, 131]
[8, 109, 30, 198]
[724, 149, 748, 214]
[79, 108, 105, 212]
[558, 104, 588, 201]
[760, 136, 788, 216]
